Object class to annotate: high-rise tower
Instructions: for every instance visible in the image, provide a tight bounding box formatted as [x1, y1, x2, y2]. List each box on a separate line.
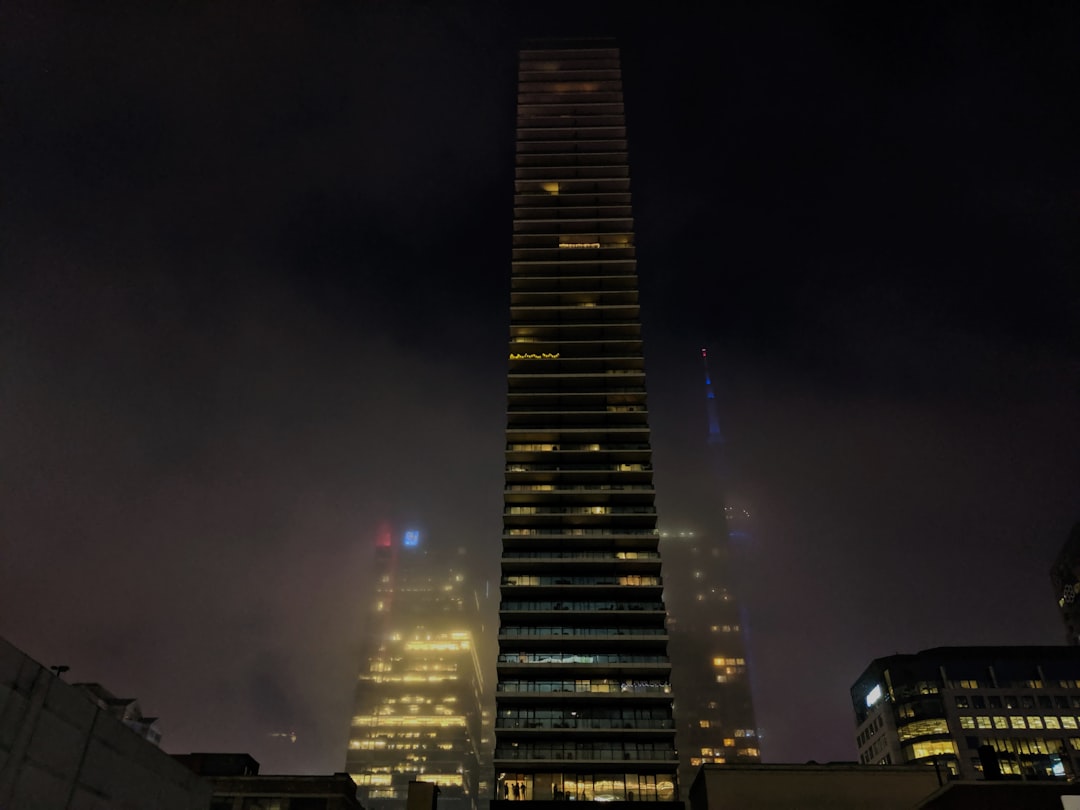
[347, 527, 486, 810]
[494, 42, 679, 805]
[661, 351, 760, 794]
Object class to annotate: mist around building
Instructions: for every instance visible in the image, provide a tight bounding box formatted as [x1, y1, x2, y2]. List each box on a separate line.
[3, 36, 1079, 810]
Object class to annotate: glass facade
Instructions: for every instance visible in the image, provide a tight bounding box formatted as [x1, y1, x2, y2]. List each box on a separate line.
[494, 42, 679, 803]
[347, 531, 486, 810]
[852, 646, 1080, 781]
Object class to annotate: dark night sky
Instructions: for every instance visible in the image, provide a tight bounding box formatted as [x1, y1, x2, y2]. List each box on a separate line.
[3, 0, 1079, 775]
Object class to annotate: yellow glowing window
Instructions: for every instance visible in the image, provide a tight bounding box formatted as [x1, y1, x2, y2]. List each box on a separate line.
[908, 740, 957, 759]
[959, 716, 975, 729]
[992, 716, 1009, 729]
[723, 739, 735, 748]
[699, 720, 710, 728]
[976, 716, 992, 729]
[1010, 716, 1026, 729]
[1027, 716, 1044, 729]
[1063, 717, 1078, 729]
[540, 182, 559, 195]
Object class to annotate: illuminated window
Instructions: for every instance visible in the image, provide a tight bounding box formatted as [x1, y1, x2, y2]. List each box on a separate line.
[907, 740, 957, 759]
[959, 716, 975, 729]
[1010, 717, 1026, 729]
[540, 182, 559, 195]
[1063, 716, 1078, 729]
[1027, 716, 1044, 729]
[699, 720, 710, 728]
[992, 716, 1009, 729]
[976, 716, 992, 729]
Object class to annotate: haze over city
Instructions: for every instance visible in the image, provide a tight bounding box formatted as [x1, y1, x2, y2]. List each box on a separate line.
[3, 0, 1078, 777]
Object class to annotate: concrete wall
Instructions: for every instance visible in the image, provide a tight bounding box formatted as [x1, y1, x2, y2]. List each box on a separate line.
[689, 763, 941, 810]
[0, 636, 210, 810]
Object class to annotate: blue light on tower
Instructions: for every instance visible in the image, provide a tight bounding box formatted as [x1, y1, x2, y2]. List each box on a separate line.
[403, 530, 420, 547]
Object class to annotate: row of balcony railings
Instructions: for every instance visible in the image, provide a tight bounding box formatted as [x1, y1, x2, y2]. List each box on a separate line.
[502, 575, 660, 585]
[518, 125, 626, 140]
[517, 135, 626, 151]
[496, 719, 674, 731]
[505, 466, 648, 473]
[516, 153, 628, 169]
[500, 551, 660, 559]
[504, 528, 659, 536]
[497, 679, 671, 695]
[500, 601, 664, 611]
[499, 626, 666, 637]
[514, 220, 634, 235]
[516, 180, 630, 196]
[507, 329, 641, 341]
[506, 402, 647, 412]
[518, 92, 624, 107]
[507, 307, 640, 318]
[498, 654, 669, 665]
[506, 484, 653, 492]
[505, 507, 655, 516]
[505, 447, 648, 453]
[514, 193, 632, 209]
[494, 746, 677, 762]
[517, 67, 622, 80]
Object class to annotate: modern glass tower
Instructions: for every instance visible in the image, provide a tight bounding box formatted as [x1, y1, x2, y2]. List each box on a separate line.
[347, 527, 486, 810]
[494, 42, 679, 804]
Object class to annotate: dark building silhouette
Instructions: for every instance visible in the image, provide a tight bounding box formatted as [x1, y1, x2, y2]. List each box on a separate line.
[177, 753, 362, 810]
[851, 646, 1080, 780]
[0, 636, 209, 809]
[494, 41, 679, 804]
[1050, 523, 1080, 644]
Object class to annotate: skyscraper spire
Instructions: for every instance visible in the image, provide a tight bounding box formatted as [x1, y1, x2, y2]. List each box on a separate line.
[701, 348, 724, 446]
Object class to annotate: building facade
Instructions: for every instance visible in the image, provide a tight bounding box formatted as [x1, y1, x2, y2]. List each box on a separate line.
[0, 635, 210, 810]
[494, 41, 679, 804]
[1050, 523, 1080, 645]
[346, 527, 486, 810]
[661, 525, 758, 792]
[851, 646, 1080, 780]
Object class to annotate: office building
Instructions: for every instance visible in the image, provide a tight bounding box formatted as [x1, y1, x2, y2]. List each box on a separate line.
[661, 525, 758, 791]
[346, 527, 486, 810]
[1050, 522, 1080, 645]
[851, 646, 1080, 780]
[661, 349, 760, 792]
[495, 41, 679, 804]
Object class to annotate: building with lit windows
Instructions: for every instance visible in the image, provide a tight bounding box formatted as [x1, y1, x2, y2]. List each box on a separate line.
[661, 524, 759, 793]
[346, 527, 486, 810]
[1050, 523, 1080, 645]
[494, 41, 680, 806]
[851, 646, 1080, 781]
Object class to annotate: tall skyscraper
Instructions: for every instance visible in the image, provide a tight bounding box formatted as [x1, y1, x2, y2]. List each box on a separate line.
[346, 526, 486, 810]
[495, 42, 680, 804]
[661, 349, 760, 791]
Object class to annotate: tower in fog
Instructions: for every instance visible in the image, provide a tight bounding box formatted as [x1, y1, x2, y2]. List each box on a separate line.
[495, 42, 679, 804]
[346, 527, 486, 810]
[660, 350, 760, 792]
